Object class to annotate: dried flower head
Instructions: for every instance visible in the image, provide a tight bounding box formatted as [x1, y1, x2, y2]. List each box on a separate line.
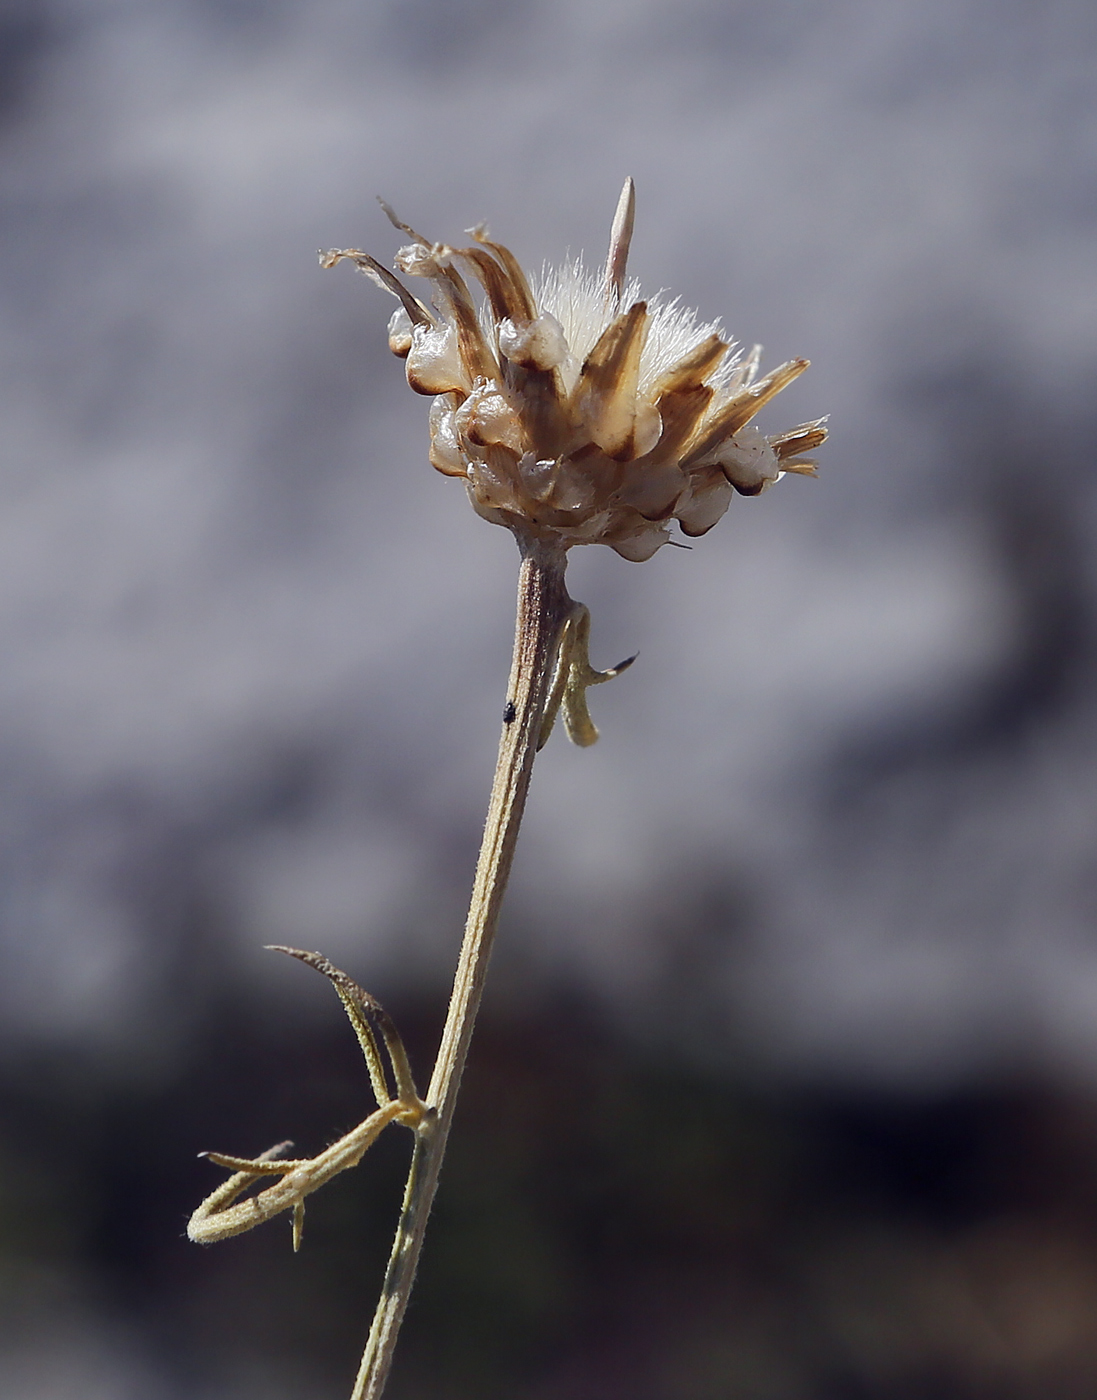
[323, 180, 825, 560]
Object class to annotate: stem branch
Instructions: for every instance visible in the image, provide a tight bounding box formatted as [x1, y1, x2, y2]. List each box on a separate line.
[351, 536, 572, 1400]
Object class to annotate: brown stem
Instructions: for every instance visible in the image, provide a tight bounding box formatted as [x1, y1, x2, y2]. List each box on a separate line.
[350, 534, 572, 1400]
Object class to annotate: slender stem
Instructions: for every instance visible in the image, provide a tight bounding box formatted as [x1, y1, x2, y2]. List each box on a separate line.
[351, 535, 572, 1400]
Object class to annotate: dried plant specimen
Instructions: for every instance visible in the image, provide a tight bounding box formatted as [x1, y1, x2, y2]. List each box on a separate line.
[189, 180, 825, 1399]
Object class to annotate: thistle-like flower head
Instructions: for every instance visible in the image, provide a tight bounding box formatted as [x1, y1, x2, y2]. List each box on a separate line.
[323, 180, 825, 561]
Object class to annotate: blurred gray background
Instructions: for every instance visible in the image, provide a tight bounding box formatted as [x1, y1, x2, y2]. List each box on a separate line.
[2, 1, 1097, 1397]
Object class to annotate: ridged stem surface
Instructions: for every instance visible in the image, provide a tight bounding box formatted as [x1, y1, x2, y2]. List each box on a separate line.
[352, 536, 571, 1400]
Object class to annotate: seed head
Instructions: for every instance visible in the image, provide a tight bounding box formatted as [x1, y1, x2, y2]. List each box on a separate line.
[323, 180, 825, 561]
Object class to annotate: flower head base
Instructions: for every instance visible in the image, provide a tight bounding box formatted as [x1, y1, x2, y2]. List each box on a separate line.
[323, 180, 825, 561]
